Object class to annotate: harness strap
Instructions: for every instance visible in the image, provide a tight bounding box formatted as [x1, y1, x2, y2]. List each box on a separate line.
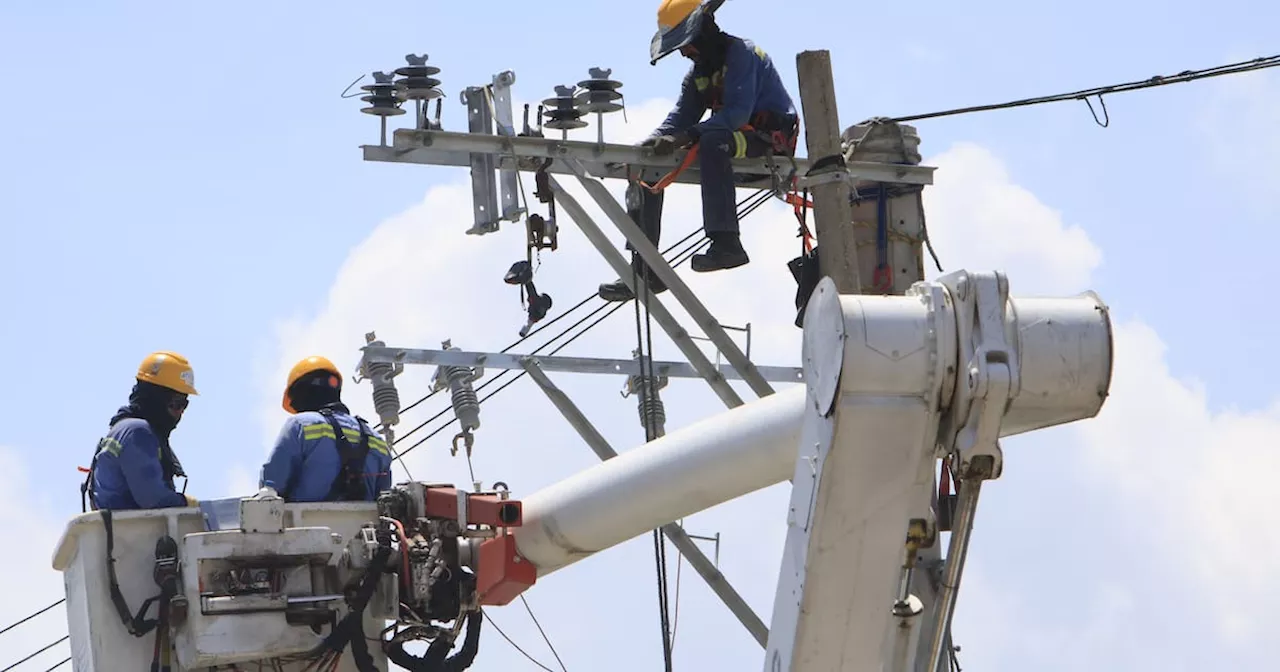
[102, 509, 162, 637]
[320, 409, 373, 502]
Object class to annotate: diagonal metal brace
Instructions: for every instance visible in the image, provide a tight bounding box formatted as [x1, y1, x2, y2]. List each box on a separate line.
[518, 358, 769, 647]
[544, 175, 744, 409]
[563, 158, 776, 400]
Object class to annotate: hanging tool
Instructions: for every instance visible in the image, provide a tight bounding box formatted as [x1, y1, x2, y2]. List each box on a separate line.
[528, 160, 558, 252]
[504, 260, 553, 337]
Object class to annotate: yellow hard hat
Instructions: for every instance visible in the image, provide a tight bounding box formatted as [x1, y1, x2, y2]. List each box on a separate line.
[651, 0, 725, 64]
[282, 355, 342, 413]
[136, 351, 198, 396]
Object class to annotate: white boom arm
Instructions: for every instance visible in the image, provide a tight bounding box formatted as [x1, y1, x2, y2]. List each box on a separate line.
[513, 272, 1111, 671]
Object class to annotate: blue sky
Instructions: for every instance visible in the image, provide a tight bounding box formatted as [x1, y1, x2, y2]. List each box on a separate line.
[2, 1, 1277, 670]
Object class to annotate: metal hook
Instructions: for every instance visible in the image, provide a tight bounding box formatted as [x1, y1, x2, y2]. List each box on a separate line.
[451, 430, 475, 457]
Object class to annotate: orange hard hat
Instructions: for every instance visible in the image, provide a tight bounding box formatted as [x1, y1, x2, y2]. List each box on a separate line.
[282, 355, 342, 413]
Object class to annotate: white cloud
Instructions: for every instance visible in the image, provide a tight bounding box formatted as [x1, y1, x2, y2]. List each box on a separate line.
[1076, 321, 1280, 645]
[922, 142, 1102, 295]
[245, 95, 1280, 669]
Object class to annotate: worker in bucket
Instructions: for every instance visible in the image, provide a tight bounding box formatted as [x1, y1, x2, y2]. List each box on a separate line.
[597, 0, 799, 302]
[84, 351, 200, 510]
[259, 355, 392, 502]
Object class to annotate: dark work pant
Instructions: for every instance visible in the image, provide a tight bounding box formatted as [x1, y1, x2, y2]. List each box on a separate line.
[625, 127, 778, 252]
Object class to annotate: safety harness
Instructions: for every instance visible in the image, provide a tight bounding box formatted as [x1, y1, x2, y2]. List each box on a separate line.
[101, 509, 185, 671]
[318, 408, 375, 502]
[79, 423, 187, 513]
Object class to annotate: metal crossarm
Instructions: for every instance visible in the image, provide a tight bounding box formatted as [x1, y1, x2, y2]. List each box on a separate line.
[563, 160, 775, 398]
[362, 129, 936, 188]
[361, 346, 804, 383]
[546, 179, 746, 408]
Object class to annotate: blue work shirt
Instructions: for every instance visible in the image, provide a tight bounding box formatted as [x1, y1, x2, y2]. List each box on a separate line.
[654, 36, 797, 138]
[92, 418, 188, 510]
[260, 410, 392, 502]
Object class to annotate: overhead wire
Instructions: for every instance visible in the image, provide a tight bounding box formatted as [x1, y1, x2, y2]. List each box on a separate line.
[42, 658, 68, 672]
[627, 190, 675, 670]
[389, 186, 773, 461]
[0, 635, 68, 672]
[0, 599, 64, 637]
[519, 595, 569, 672]
[482, 610, 558, 672]
[884, 52, 1280, 125]
[392, 227, 714, 460]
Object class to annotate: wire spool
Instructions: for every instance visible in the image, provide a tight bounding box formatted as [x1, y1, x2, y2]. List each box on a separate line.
[541, 85, 587, 132]
[575, 67, 624, 114]
[394, 53, 444, 101]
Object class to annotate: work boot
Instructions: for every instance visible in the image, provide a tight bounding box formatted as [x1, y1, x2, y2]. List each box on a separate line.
[691, 234, 750, 273]
[597, 265, 668, 303]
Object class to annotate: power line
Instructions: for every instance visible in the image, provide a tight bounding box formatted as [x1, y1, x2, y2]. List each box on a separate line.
[483, 609, 558, 672]
[0, 599, 64, 637]
[42, 658, 68, 672]
[519, 595, 568, 672]
[885, 52, 1280, 126]
[1, 636, 68, 672]
[390, 183, 776, 462]
[393, 231, 712, 461]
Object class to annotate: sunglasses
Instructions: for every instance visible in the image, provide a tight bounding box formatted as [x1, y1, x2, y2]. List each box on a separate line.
[168, 396, 190, 411]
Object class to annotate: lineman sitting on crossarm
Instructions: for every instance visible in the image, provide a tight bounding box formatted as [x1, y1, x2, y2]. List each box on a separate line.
[597, 0, 799, 302]
[260, 356, 392, 502]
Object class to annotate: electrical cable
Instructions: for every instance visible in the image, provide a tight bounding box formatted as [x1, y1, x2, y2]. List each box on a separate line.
[885, 52, 1280, 125]
[0, 599, 64, 637]
[519, 595, 568, 672]
[393, 232, 712, 460]
[389, 183, 770, 445]
[482, 610, 558, 672]
[0, 635, 68, 672]
[42, 658, 68, 672]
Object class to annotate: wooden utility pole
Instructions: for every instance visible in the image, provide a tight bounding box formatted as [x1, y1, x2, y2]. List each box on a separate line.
[795, 50, 862, 294]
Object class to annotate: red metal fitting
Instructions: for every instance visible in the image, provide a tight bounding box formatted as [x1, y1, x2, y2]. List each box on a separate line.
[476, 535, 537, 606]
[421, 486, 523, 528]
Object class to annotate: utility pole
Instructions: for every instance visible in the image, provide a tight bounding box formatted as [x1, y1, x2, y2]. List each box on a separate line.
[795, 50, 861, 294]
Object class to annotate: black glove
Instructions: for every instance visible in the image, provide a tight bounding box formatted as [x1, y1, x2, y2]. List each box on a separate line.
[652, 130, 693, 156]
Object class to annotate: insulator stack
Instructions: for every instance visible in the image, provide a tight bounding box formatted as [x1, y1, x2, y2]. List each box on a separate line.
[541, 85, 587, 138]
[395, 54, 444, 131]
[637, 385, 667, 439]
[359, 71, 405, 117]
[576, 67, 624, 144]
[359, 332, 404, 442]
[445, 367, 481, 432]
[575, 67, 624, 114]
[359, 71, 406, 146]
[431, 340, 485, 453]
[623, 352, 669, 439]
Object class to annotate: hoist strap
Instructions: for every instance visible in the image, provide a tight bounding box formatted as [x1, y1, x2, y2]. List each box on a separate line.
[641, 143, 701, 194]
[101, 509, 162, 638]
